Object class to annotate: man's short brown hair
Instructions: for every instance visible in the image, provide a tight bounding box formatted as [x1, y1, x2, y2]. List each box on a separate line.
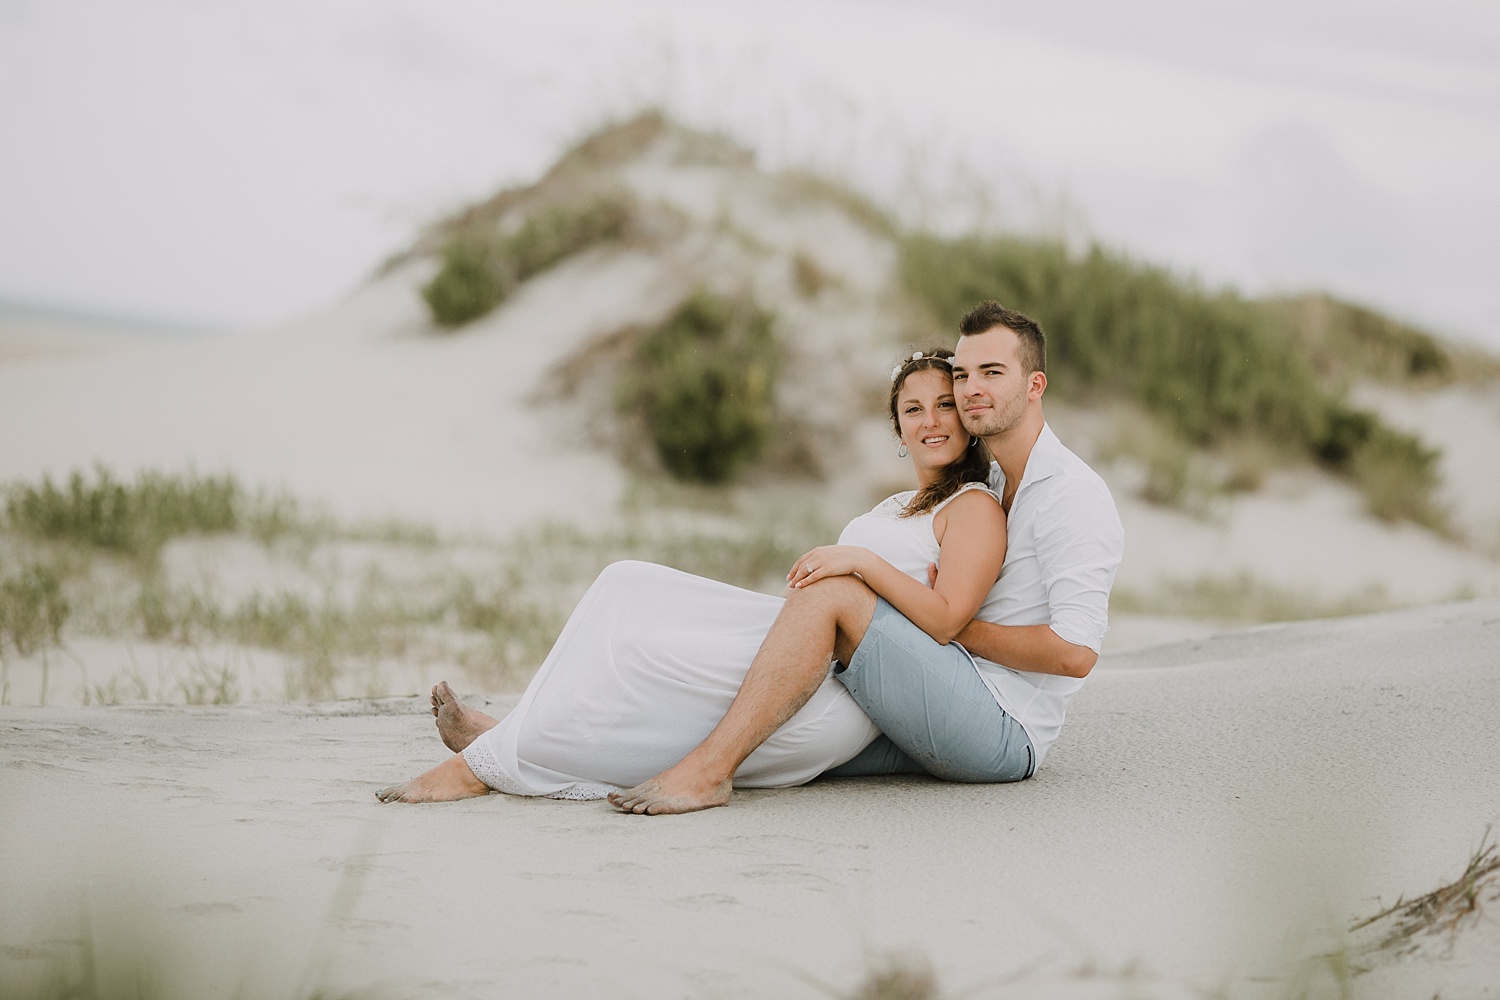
[958, 301, 1046, 375]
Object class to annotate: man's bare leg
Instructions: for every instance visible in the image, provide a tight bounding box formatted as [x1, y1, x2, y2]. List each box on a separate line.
[375, 752, 490, 803]
[608, 577, 877, 815]
[431, 681, 499, 753]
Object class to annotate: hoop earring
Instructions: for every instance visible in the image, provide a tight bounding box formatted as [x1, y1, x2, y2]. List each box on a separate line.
[896, 442, 908, 459]
[968, 436, 978, 447]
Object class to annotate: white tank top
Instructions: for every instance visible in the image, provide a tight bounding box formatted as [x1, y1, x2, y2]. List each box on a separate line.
[836, 481, 999, 583]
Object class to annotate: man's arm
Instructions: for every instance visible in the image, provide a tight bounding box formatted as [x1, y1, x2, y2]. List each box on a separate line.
[924, 562, 1100, 677]
[950, 620, 1098, 678]
[929, 475, 1121, 679]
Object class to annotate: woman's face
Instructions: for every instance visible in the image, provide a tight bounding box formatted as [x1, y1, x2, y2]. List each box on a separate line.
[896, 368, 970, 475]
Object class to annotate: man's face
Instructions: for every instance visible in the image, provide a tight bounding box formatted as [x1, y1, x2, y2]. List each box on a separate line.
[951, 326, 1036, 439]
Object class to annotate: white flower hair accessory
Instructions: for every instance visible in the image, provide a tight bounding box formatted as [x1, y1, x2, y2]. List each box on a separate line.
[889, 350, 951, 382]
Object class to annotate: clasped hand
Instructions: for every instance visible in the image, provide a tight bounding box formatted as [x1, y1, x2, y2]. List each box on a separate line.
[786, 545, 870, 589]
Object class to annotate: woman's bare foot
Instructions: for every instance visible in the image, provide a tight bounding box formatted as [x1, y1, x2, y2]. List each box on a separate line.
[607, 761, 733, 815]
[431, 681, 499, 753]
[375, 753, 490, 804]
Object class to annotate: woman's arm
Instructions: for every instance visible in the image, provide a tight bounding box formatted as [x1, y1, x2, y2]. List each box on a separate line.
[787, 490, 1006, 644]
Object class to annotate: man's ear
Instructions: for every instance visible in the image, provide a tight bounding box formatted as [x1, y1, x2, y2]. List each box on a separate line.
[1029, 371, 1047, 400]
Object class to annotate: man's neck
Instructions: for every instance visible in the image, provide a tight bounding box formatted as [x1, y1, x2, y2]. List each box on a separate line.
[985, 409, 1046, 497]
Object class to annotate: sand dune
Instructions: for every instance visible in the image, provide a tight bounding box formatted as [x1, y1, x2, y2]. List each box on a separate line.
[4, 126, 1498, 621]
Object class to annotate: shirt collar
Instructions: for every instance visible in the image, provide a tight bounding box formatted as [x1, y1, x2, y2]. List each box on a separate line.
[993, 422, 1064, 497]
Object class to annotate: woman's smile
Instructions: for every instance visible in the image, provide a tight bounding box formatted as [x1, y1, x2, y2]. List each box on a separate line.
[897, 369, 970, 482]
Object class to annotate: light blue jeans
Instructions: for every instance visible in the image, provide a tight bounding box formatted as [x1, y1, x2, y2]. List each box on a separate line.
[824, 598, 1034, 783]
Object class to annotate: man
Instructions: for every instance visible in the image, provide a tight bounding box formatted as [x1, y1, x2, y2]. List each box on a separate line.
[605, 300, 1124, 813]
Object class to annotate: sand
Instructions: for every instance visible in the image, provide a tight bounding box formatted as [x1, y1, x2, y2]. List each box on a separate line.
[4, 598, 1498, 999]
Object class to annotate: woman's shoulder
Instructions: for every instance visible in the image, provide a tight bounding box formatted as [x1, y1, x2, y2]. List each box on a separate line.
[934, 481, 1003, 514]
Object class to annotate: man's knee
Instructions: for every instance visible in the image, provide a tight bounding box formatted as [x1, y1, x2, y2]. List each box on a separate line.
[789, 576, 875, 663]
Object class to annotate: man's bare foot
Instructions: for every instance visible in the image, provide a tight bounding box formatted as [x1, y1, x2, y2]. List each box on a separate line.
[607, 761, 733, 815]
[375, 753, 490, 804]
[431, 681, 499, 753]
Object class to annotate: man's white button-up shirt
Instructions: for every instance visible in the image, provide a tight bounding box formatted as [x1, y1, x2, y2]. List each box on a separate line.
[966, 423, 1124, 765]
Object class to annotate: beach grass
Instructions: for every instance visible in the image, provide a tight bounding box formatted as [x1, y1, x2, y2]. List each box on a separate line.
[898, 234, 1449, 528]
[423, 191, 636, 328]
[0, 559, 70, 657]
[1111, 574, 1393, 624]
[0, 465, 831, 702]
[3, 466, 240, 560]
[1350, 828, 1500, 957]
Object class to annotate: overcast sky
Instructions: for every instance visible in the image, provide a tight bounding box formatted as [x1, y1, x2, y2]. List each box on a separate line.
[2, 0, 1497, 347]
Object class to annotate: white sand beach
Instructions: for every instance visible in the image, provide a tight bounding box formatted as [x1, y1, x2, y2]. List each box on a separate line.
[3, 598, 1497, 999]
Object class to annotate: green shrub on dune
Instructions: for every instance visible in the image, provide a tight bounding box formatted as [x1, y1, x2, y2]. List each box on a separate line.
[422, 233, 509, 327]
[423, 193, 635, 329]
[621, 291, 780, 484]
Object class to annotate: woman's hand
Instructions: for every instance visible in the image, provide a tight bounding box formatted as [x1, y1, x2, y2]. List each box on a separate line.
[787, 545, 873, 589]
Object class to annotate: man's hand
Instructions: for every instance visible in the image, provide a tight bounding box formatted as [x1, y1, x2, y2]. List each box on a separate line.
[927, 562, 938, 588]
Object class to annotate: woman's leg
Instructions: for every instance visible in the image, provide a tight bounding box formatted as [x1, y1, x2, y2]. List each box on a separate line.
[431, 680, 498, 753]
[375, 752, 490, 803]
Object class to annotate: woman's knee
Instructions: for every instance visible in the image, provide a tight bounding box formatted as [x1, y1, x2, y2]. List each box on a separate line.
[793, 574, 875, 606]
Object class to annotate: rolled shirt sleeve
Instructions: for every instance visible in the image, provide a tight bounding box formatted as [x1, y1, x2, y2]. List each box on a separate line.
[1034, 478, 1124, 653]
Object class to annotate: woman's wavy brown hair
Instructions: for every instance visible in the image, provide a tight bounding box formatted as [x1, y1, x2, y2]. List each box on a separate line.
[888, 348, 992, 517]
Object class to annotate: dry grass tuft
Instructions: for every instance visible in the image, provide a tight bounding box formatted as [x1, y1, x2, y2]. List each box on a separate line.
[793, 251, 836, 298]
[838, 954, 941, 1000]
[1110, 573, 1391, 624]
[1350, 828, 1500, 957]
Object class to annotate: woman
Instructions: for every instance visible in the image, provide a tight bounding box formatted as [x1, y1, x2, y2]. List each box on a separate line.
[377, 349, 1007, 803]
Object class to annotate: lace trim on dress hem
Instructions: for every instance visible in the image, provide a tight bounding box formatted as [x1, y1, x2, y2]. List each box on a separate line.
[545, 783, 618, 801]
[462, 740, 619, 800]
[461, 740, 527, 795]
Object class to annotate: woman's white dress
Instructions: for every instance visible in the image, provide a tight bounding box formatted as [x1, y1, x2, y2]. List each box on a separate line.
[461, 483, 995, 799]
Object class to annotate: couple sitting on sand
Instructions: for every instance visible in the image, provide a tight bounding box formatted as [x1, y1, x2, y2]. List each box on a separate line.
[377, 300, 1124, 814]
